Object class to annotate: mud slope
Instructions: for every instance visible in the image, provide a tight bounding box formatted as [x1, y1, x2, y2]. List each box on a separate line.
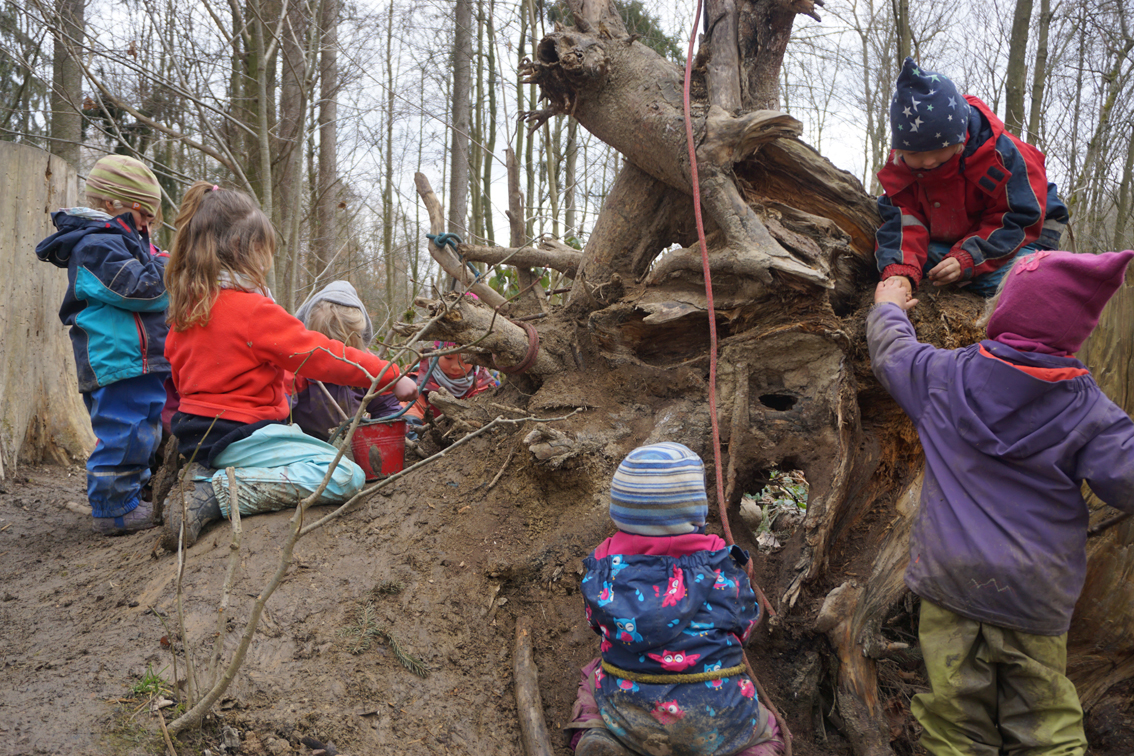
[0, 431, 624, 756]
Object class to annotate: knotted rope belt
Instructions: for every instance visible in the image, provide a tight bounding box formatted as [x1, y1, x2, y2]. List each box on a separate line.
[601, 660, 746, 685]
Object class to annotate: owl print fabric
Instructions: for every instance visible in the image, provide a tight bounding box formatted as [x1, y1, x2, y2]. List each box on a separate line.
[581, 539, 765, 755]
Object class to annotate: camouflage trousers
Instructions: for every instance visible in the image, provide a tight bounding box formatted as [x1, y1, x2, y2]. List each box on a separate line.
[913, 599, 1088, 756]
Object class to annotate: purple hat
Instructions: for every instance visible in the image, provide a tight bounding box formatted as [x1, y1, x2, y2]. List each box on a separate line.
[988, 250, 1134, 355]
[890, 57, 970, 151]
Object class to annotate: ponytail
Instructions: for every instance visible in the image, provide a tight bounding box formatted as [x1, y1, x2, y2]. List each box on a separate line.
[165, 181, 276, 330]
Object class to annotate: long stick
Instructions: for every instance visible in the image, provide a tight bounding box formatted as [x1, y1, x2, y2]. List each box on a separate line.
[513, 615, 554, 756]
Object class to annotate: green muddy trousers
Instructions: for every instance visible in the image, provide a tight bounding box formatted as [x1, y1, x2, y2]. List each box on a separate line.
[913, 599, 1088, 756]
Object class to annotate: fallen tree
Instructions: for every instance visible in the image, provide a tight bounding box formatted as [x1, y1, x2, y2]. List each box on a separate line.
[394, 1, 1134, 752]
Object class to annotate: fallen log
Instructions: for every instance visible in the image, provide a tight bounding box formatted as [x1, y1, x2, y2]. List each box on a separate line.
[513, 615, 554, 756]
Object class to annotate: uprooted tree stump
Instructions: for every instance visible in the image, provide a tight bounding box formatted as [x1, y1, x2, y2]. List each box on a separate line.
[395, 1, 1134, 752]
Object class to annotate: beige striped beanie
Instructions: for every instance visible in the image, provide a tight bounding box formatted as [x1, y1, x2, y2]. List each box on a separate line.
[85, 154, 161, 218]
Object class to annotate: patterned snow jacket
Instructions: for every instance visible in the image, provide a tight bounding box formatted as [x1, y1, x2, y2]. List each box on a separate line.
[36, 209, 170, 392]
[876, 96, 1069, 287]
[581, 532, 765, 755]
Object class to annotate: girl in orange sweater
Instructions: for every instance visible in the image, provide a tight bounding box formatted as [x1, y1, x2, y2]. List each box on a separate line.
[160, 182, 415, 549]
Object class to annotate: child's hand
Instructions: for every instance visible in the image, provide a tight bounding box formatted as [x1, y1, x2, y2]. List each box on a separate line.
[927, 257, 962, 286]
[393, 375, 418, 402]
[875, 278, 919, 311]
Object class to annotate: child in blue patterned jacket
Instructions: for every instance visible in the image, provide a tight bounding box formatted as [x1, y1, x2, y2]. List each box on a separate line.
[567, 443, 783, 756]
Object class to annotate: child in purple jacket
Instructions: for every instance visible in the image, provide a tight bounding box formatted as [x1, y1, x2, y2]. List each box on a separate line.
[868, 249, 1134, 755]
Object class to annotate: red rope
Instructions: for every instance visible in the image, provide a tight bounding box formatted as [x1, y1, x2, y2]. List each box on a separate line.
[682, 9, 791, 756]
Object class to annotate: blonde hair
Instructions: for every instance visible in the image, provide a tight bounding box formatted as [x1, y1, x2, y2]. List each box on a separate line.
[976, 266, 1014, 331]
[304, 300, 368, 349]
[165, 181, 276, 330]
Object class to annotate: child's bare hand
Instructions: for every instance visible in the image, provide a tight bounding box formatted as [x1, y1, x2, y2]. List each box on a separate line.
[393, 375, 418, 402]
[875, 278, 919, 311]
[927, 257, 962, 286]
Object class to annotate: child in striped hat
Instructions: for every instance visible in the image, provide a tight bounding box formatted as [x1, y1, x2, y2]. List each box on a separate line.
[36, 154, 169, 535]
[566, 443, 783, 756]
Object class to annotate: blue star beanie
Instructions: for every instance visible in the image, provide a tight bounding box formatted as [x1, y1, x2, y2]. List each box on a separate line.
[890, 57, 970, 152]
[609, 442, 708, 536]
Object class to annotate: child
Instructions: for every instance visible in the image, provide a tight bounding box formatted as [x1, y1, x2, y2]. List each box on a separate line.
[868, 250, 1134, 755]
[404, 341, 496, 438]
[159, 181, 416, 549]
[567, 443, 783, 756]
[876, 57, 1069, 298]
[35, 154, 169, 535]
[291, 280, 416, 441]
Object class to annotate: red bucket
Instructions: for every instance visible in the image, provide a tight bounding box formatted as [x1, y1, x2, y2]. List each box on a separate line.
[349, 419, 406, 481]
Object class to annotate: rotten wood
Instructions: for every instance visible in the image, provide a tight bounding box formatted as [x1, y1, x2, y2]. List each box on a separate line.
[513, 615, 555, 756]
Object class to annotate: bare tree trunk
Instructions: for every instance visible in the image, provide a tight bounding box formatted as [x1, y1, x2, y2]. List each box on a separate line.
[316, 0, 340, 274]
[1114, 126, 1134, 251]
[0, 143, 95, 477]
[1004, 0, 1033, 137]
[49, 0, 83, 168]
[448, 0, 473, 238]
[1025, 0, 1051, 144]
[383, 0, 397, 313]
[890, 0, 910, 62]
[276, 0, 310, 312]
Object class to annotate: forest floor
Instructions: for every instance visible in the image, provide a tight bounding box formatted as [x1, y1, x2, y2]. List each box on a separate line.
[1, 423, 1132, 755]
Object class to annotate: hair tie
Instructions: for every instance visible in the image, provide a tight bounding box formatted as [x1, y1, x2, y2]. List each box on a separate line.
[211, 184, 219, 192]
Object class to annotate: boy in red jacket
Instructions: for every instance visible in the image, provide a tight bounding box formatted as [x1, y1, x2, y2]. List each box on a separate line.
[875, 58, 1068, 298]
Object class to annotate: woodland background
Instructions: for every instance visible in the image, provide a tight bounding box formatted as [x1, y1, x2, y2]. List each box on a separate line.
[4, 0, 1133, 324]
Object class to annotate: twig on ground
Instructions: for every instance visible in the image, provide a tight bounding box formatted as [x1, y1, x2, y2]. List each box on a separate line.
[156, 709, 178, 756]
[211, 468, 243, 687]
[488, 446, 517, 491]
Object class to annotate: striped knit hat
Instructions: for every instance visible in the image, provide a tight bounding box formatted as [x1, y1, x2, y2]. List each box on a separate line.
[85, 154, 161, 219]
[609, 443, 708, 536]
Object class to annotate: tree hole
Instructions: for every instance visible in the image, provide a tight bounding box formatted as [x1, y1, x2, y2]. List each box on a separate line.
[739, 468, 809, 553]
[758, 393, 797, 411]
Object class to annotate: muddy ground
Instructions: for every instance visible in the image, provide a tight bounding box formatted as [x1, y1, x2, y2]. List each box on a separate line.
[1, 428, 1132, 756]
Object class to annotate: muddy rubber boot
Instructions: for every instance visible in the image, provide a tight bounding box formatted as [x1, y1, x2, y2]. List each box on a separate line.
[159, 465, 222, 551]
[575, 729, 634, 756]
[92, 499, 159, 536]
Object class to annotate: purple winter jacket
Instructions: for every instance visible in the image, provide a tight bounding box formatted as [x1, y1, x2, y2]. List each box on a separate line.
[867, 303, 1134, 636]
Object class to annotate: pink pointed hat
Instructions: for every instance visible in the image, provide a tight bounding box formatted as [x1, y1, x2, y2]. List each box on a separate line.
[987, 249, 1134, 355]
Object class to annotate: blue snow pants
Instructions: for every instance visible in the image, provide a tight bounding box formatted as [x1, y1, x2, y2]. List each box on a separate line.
[82, 372, 167, 518]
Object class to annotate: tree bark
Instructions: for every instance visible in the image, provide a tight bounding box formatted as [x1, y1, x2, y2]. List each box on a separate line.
[49, 0, 83, 168]
[316, 0, 340, 275]
[1003, 0, 1033, 137]
[448, 0, 473, 239]
[1025, 0, 1051, 144]
[0, 143, 96, 477]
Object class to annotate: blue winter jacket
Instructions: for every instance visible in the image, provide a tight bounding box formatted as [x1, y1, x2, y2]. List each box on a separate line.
[36, 210, 170, 392]
[581, 534, 764, 755]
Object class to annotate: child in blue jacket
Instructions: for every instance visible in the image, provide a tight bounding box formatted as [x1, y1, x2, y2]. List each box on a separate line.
[567, 443, 783, 756]
[36, 154, 169, 535]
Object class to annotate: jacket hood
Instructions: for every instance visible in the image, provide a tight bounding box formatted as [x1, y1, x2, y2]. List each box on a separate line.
[294, 280, 373, 345]
[949, 340, 1096, 460]
[36, 209, 140, 268]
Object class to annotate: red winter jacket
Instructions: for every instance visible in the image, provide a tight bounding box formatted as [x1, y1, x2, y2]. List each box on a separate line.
[166, 289, 400, 424]
[875, 96, 1066, 287]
